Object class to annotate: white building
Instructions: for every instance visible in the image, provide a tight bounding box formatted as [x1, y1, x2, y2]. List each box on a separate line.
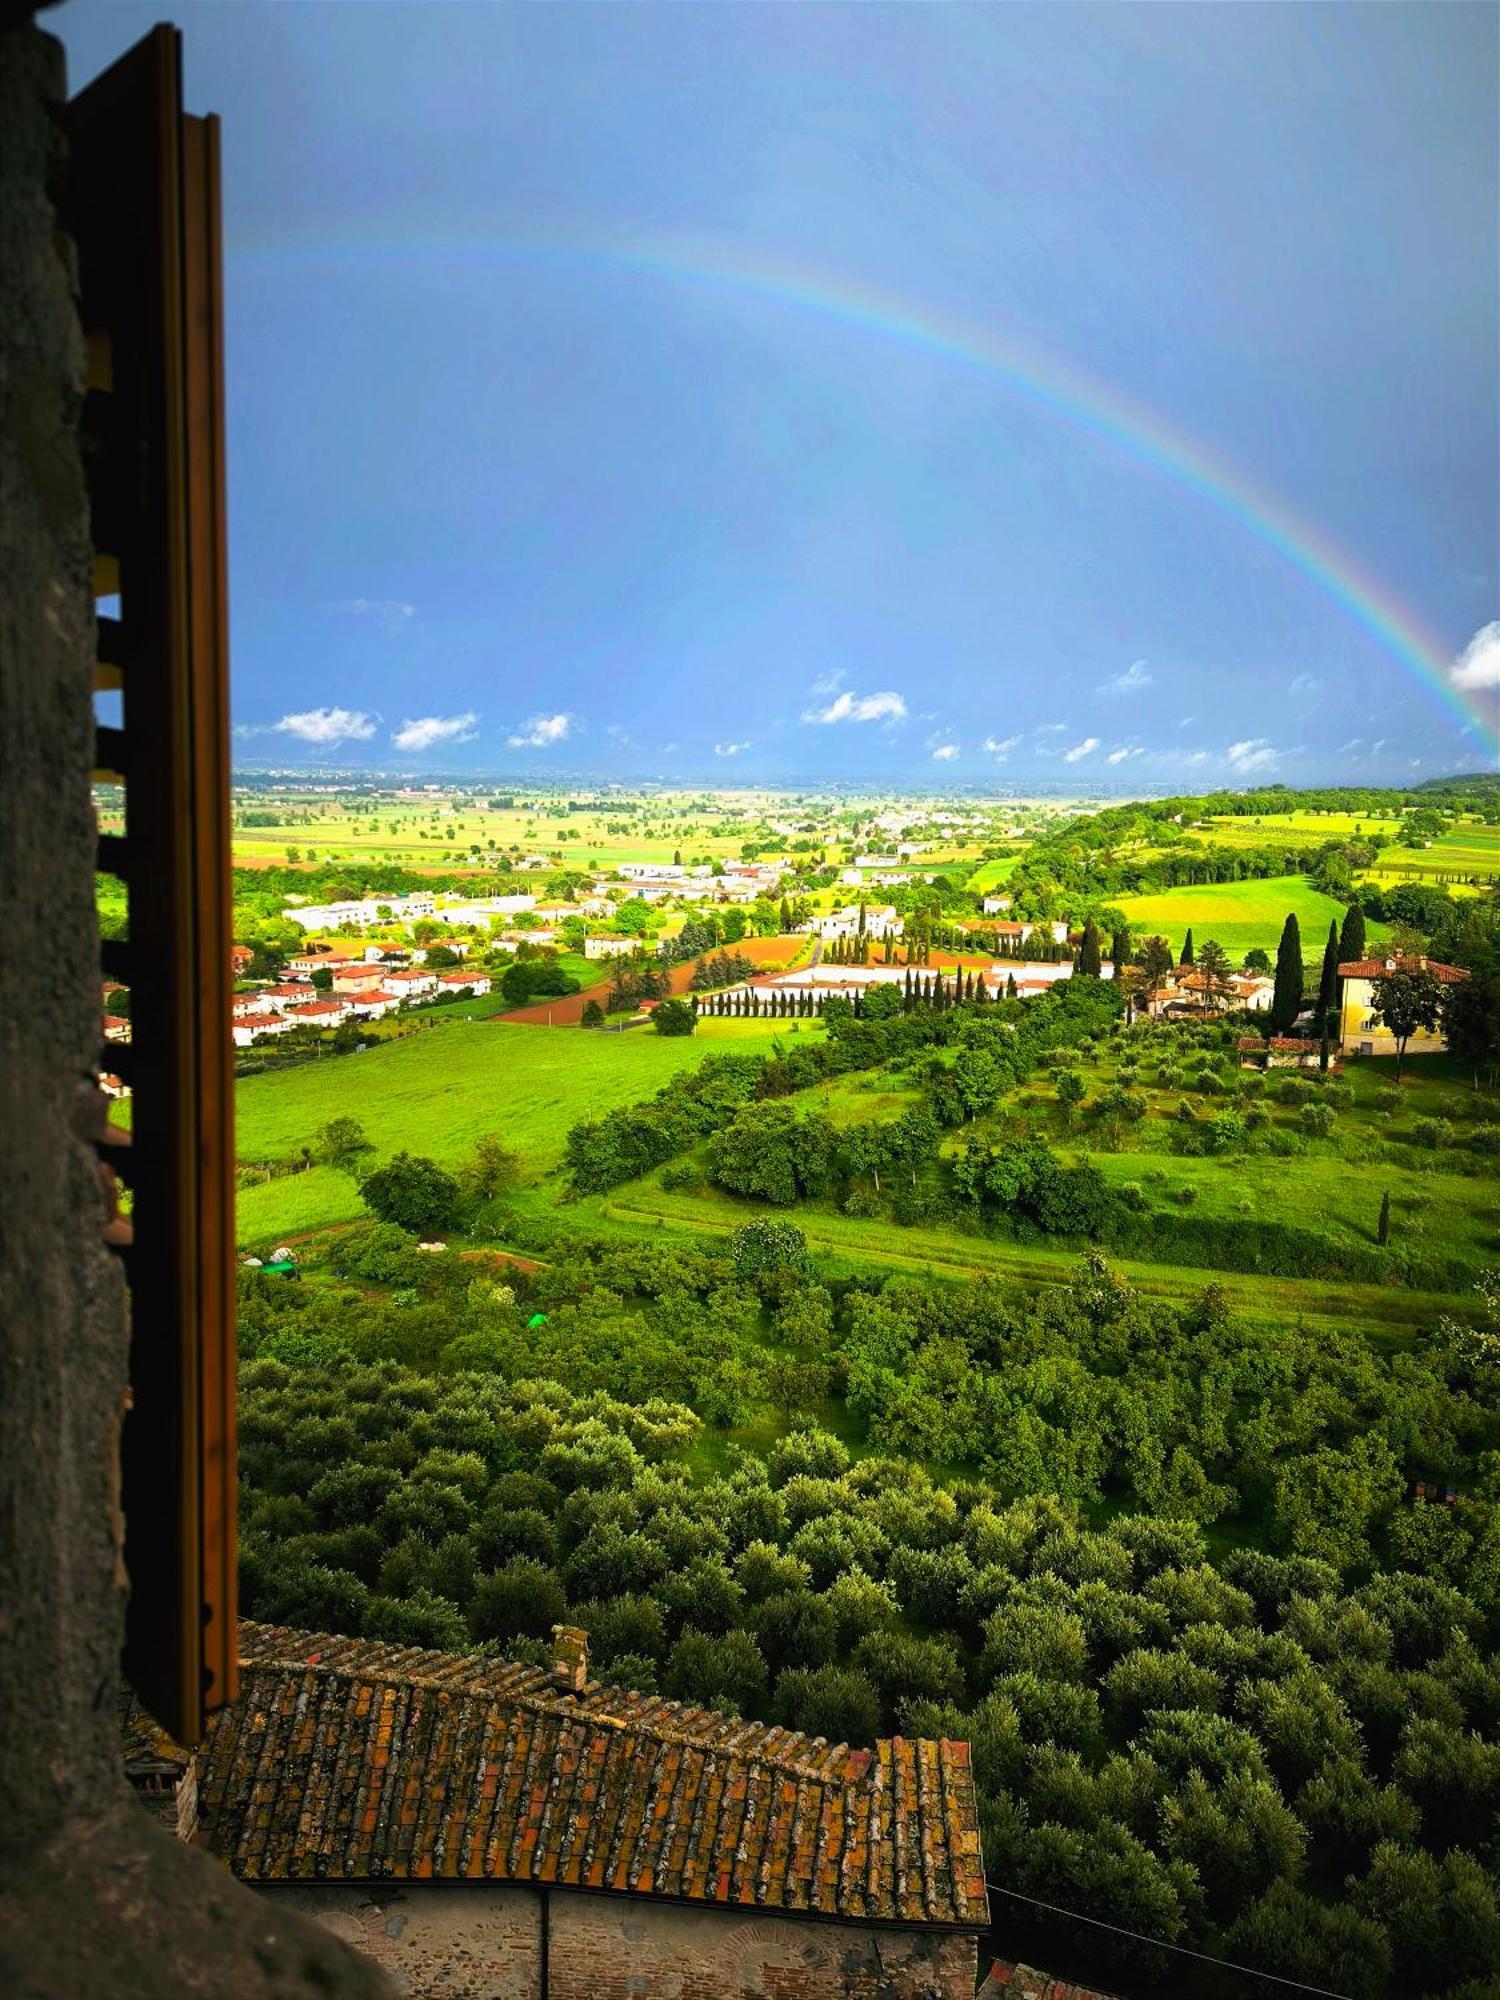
[382, 968, 440, 998]
[813, 904, 904, 942]
[284, 892, 437, 932]
[584, 933, 655, 961]
[231, 1013, 296, 1048]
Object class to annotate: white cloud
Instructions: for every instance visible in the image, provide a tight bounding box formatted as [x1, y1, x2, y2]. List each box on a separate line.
[272, 706, 377, 746]
[1098, 659, 1152, 696]
[1182, 749, 1211, 766]
[1063, 736, 1100, 763]
[714, 740, 752, 757]
[506, 712, 574, 748]
[1226, 737, 1278, 775]
[802, 688, 908, 725]
[930, 743, 959, 762]
[1106, 745, 1144, 765]
[983, 734, 1021, 759]
[1450, 621, 1500, 692]
[391, 712, 478, 753]
[1287, 674, 1321, 698]
[339, 598, 415, 633]
[1035, 721, 1068, 735]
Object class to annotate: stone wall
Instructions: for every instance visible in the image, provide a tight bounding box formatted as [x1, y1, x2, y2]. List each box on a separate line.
[0, 17, 390, 1995]
[269, 1882, 980, 2000]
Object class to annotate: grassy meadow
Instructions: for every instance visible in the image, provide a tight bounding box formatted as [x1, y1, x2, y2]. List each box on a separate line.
[235, 1014, 825, 1244]
[1112, 873, 1386, 958]
[235, 978, 1497, 1349]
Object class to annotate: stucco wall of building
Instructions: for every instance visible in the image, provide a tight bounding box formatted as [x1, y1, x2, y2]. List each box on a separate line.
[271, 1882, 980, 2000]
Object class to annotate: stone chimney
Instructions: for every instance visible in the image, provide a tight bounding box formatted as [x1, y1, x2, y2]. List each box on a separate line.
[549, 1624, 589, 1694]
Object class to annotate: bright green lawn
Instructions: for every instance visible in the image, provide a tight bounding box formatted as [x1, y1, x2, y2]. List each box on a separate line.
[965, 854, 1027, 894]
[235, 1014, 822, 1245]
[1113, 875, 1387, 958]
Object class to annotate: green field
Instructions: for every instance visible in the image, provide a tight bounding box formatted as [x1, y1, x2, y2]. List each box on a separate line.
[1113, 873, 1384, 957]
[235, 1015, 824, 1244]
[964, 853, 1027, 893]
[1200, 811, 1403, 844]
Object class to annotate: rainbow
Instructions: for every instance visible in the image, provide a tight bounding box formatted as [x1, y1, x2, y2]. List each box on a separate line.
[231, 227, 1497, 753]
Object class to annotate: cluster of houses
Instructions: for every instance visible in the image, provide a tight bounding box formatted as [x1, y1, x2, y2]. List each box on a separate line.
[230, 942, 491, 1047]
[613, 858, 787, 904]
[1141, 965, 1276, 1020]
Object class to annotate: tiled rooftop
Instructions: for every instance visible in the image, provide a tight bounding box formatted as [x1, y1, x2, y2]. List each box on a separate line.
[1338, 954, 1468, 982]
[169, 1623, 987, 1928]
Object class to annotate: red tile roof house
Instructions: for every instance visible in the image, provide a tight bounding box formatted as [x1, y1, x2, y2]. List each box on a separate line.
[437, 969, 492, 995]
[382, 966, 441, 996]
[125, 1623, 989, 2000]
[343, 988, 407, 1020]
[280, 1001, 349, 1028]
[332, 964, 391, 994]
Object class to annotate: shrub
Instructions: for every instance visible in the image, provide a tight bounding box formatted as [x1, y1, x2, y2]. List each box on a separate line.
[1468, 1124, 1500, 1154]
[651, 997, 697, 1037]
[468, 1558, 566, 1643]
[775, 1664, 882, 1746]
[1411, 1118, 1452, 1151]
[1300, 1104, 1336, 1139]
[359, 1152, 464, 1236]
[1177, 1186, 1199, 1206]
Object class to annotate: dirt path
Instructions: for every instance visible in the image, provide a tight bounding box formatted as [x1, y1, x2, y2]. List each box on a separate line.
[497, 934, 808, 1025]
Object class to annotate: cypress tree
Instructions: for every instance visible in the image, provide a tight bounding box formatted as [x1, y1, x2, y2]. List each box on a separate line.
[1110, 927, 1130, 971]
[1317, 918, 1340, 1022]
[1270, 913, 1304, 1032]
[1339, 903, 1367, 965]
[1181, 929, 1195, 967]
[1319, 1024, 1330, 1072]
[1078, 920, 1103, 979]
[1007, 973, 1018, 999]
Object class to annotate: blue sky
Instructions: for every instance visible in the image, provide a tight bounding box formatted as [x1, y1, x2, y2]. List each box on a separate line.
[62, 1, 1498, 786]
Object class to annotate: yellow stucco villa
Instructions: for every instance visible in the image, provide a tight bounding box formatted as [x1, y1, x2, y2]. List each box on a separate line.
[1336, 952, 1469, 1058]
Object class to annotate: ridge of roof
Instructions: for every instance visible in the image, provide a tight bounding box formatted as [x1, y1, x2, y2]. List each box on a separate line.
[238, 1623, 869, 1783]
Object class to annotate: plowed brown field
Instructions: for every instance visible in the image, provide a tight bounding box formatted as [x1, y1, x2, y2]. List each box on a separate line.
[498, 934, 807, 1025]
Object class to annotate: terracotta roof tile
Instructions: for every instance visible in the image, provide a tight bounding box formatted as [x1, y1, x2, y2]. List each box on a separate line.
[148, 1622, 985, 1928]
[1338, 955, 1468, 983]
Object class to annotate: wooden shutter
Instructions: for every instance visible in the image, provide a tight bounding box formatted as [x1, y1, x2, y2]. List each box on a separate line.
[65, 25, 236, 1744]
